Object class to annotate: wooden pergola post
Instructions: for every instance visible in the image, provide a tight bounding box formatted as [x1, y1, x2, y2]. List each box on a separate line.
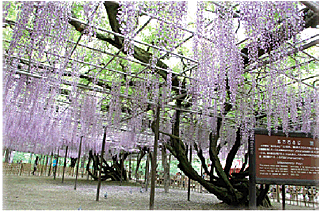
[62, 146, 68, 183]
[96, 127, 107, 201]
[74, 137, 83, 190]
[149, 104, 160, 210]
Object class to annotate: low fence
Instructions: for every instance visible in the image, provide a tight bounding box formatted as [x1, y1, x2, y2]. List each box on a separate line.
[155, 175, 204, 193]
[268, 185, 319, 208]
[2, 162, 87, 178]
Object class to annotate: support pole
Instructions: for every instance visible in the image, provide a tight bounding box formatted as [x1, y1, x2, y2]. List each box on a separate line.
[41, 155, 45, 176]
[200, 165, 203, 193]
[149, 104, 160, 210]
[29, 153, 33, 164]
[48, 152, 53, 176]
[44, 154, 49, 176]
[129, 154, 132, 180]
[96, 127, 107, 201]
[81, 155, 85, 178]
[120, 156, 123, 186]
[74, 137, 83, 190]
[277, 185, 280, 202]
[282, 185, 286, 210]
[62, 146, 69, 183]
[54, 148, 60, 180]
[145, 154, 149, 191]
[162, 146, 169, 193]
[187, 145, 192, 201]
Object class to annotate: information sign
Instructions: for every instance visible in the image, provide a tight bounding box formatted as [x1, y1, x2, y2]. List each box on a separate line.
[249, 129, 319, 209]
[252, 129, 319, 185]
[255, 134, 319, 183]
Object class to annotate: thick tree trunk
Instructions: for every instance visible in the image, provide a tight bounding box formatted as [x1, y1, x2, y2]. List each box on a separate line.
[86, 150, 129, 182]
[135, 147, 148, 182]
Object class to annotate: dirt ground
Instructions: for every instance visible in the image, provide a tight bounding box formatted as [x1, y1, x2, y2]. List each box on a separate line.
[2, 175, 318, 210]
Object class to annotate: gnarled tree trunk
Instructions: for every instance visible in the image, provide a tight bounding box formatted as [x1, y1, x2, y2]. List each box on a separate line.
[86, 150, 128, 181]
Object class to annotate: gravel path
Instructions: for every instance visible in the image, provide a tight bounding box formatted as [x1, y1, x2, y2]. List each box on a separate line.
[2, 175, 317, 210]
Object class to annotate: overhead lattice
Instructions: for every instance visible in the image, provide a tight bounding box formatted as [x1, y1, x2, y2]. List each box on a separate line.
[2, 1, 319, 157]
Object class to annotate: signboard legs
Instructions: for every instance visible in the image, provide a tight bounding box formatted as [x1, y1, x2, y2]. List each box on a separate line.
[282, 185, 285, 210]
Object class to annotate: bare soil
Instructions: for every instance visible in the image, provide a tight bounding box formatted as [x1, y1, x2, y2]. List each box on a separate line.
[2, 175, 317, 210]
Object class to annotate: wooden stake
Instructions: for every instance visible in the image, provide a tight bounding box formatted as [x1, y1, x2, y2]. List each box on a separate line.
[74, 137, 83, 190]
[96, 127, 107, 201]
[62, 146, 68, 183]
[149, 104, 160, 210]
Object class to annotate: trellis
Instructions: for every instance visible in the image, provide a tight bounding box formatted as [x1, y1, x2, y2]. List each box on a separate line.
[2, 1, 319, 207]
[3, 1, 318, 153]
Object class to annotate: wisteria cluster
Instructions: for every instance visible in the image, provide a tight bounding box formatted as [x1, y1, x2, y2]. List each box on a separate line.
[190, 2, 244, 143]
[3, 2, 107, 156]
